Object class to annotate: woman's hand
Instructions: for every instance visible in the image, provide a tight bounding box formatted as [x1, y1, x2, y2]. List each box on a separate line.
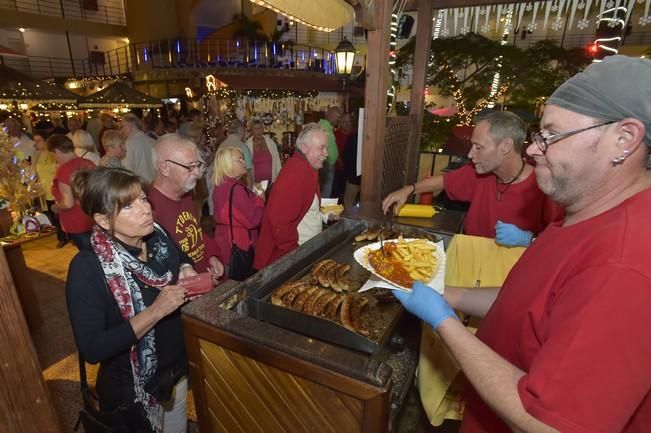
[179, 263, 197, 279]
[208, 256, 224, 283]
[152, 285, 187, 318]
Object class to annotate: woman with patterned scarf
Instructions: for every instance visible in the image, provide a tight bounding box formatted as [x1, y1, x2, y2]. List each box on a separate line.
[66, 167, 197, 433]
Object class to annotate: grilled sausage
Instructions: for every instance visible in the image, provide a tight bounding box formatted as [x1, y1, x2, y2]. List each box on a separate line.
[340, 296, 355, 332]
[271, 281, 302, 306]
[292, 286, 319, 311]
[312, 292, 338, 317]
[283, 282, 309, 306]
[303, 288, 329, 315]
[317, 261, 337, 287]
[351, 296, 370, 336]
[365, 225, 382, 241]
[310, 259, 335, 284]
[334, 263, 351, 292]
[324, 294, 345, 320]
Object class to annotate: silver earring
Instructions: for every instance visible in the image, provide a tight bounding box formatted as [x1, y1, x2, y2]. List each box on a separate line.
[611, 149, 630, 166]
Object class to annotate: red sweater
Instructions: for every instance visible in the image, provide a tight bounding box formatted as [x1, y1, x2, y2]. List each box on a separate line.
[212, 177, 265, 266]
[253, 152, 319, 269]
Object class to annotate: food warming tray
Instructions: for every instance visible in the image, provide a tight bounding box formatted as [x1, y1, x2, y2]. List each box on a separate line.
[246, 217, 442, 354]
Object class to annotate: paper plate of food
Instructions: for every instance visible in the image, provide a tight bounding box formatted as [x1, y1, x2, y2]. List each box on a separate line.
[354, 237, 446, 293]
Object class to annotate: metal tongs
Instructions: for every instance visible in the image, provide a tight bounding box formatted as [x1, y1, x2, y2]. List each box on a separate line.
[380, 204, 396, 256]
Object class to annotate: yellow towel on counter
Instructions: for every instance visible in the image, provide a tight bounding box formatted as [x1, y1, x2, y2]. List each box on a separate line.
[418, 234, 526, 426]
[396, 204, 437, 218]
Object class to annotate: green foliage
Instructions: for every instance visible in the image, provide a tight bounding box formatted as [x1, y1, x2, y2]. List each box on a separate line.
[396, 34, 592, 146]
[420, 111, 458, 151]
[508, 41, 591, 108]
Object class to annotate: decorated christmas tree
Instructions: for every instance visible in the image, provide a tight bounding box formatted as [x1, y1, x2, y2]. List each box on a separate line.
[0, 129, 41, 226]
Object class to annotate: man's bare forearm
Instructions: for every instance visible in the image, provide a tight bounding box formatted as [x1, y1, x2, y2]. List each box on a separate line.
[444, 286, 500, 318]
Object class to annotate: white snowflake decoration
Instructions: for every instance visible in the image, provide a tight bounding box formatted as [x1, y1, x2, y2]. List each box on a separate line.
[577, 0, 586, 9]
[607, 19, 618, 27]
[480, 23, 490, 32]
[551, 4, 559, 12]
[605, 0, 615, 7]
[441, 28, 450, 37]
[460, 25, 470, 33]
[527, 22, 538, 32]
[551, 17, 563, 31]
[639, 15, 651, 26]
[479, 7, 486, 15]
[577, 18, 590, 29]
[525, 3, 534, 11]
[502, 8, 509, 15]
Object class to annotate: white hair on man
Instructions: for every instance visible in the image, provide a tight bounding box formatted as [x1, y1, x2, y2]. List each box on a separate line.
[296, 122, 327, 150]
[151, 133, 198, 172]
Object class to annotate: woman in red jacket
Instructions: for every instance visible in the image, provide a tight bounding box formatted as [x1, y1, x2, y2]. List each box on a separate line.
[212, 146, 265, 278]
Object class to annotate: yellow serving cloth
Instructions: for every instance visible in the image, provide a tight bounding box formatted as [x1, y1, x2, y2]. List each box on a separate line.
[320, 204, 344, 216]
[396, 204, 437, 218]
[418, 234, 526, 426]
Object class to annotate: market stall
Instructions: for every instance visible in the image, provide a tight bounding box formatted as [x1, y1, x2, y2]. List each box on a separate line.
[78, 79, 162, 112]
[181, 207, 464, 433]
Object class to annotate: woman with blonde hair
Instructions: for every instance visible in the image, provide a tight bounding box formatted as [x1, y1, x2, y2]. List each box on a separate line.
[212, 146, 264, 280]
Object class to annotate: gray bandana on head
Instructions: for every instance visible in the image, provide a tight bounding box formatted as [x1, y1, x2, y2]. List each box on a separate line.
[546, 55, 651, 146]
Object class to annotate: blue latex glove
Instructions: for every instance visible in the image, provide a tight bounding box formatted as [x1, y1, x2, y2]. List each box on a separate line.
[495, 220, 533, 247]
[392, 281, 459, 330]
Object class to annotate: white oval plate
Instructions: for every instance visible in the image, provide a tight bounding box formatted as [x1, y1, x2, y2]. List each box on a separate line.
[353, 238, 446, 293]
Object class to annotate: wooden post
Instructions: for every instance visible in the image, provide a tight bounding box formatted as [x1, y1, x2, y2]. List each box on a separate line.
[360, 0, 393, 206]
[405, 0, 433, 186]
[0, 248, 62, 433]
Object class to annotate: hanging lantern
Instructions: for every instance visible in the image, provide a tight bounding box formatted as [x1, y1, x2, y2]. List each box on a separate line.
[334, 37, 356, 78]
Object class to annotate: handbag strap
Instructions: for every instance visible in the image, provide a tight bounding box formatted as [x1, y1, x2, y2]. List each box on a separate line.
[228, 183, 252, 247]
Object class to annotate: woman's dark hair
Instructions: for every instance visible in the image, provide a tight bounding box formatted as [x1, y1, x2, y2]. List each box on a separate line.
[32, 129, 49, 140]
[46, 133, 74, 153]
[73, 167, 146, 235]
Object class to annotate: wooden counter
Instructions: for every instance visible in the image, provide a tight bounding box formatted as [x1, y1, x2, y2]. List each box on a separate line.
[1, 230, 56, 331]
[182, 209, 464, 433]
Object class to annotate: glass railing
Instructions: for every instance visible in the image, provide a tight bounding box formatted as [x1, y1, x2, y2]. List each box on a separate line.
[0, 0, 126, 26]
[129, 39, 340, 74]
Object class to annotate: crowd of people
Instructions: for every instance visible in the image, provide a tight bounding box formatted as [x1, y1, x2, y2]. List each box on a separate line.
[2, 103, 357, 433]
[6, 55, 649, 433]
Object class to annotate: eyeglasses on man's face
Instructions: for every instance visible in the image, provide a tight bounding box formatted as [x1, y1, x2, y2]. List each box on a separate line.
[531, 120, 616, 154]
[165, 159, 205, 172]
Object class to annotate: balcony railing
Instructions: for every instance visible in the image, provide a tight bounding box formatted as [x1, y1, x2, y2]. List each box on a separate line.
[0, 0, 126, 26]
[0, 39, 343, 79]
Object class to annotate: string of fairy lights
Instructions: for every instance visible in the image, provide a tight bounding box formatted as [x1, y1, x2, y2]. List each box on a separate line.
[387, 0, 407, 114]
[200, 88, 319, 139]
[439, 64, 510, 126]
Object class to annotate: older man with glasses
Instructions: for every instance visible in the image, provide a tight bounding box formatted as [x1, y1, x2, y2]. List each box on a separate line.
[148, 133, 224, 282]
[393, 55, 651, 433]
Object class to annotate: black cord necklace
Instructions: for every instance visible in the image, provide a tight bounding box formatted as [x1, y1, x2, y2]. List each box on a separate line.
[495, 159, 526, 201]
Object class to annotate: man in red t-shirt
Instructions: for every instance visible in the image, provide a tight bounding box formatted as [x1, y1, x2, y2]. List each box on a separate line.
[393, 56, 651, 433]
[383, 111, 561, 246]
[48, 134, 95, 250]
[148, 133, 224, 281]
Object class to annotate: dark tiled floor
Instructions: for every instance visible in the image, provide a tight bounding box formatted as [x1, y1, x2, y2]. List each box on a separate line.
[24, 235, 459, 433]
